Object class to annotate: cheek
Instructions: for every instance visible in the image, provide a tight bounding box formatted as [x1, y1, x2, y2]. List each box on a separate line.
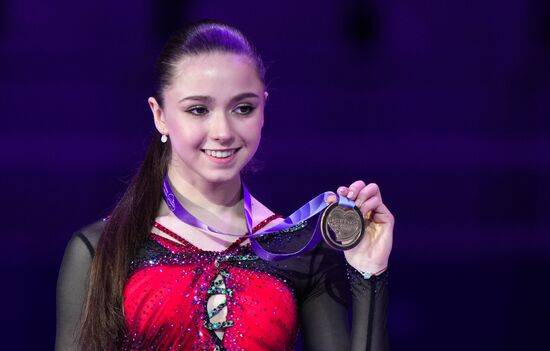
[167, 120, 203, 146]
[245, 117, 264, 142]
[241, 126, 262, 148]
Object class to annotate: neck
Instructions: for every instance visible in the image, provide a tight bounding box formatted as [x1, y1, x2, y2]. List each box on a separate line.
[166, 167, 243, 216]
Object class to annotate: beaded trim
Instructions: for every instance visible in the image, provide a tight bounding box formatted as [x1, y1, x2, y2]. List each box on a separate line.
[252, 213, 282, 232]
[207, 301, 227, 318]
[151, 214, 284, 252]
[214, 254, 258, 268]
[207, 286, 233, 297]
[204, 320, 235, 330]
[276, 220, 307, 234]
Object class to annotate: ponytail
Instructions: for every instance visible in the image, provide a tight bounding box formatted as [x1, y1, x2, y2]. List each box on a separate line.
[79, 133, 170, 350]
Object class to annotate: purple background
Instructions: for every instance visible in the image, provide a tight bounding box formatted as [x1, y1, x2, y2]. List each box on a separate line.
[1, 0, 549, 349]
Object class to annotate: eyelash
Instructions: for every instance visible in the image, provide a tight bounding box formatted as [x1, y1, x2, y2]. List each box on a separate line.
[185, 104, 256, 116]
[233, 104, 256, 115]
[186, 106, 209, 116]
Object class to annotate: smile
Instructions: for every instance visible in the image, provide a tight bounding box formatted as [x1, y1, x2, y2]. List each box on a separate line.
[202, 148, 240, 159]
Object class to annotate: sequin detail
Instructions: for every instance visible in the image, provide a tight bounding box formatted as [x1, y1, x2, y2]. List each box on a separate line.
[122, 217, 299, 351]
[207, 301, 227, 318]
[277, 220, 307, 233]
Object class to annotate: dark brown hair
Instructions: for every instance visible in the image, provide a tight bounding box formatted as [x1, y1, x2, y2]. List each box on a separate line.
[78, 21, 265, 350]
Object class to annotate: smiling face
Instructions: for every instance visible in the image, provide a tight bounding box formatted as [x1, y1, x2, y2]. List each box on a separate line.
[149, 52, 266, 187]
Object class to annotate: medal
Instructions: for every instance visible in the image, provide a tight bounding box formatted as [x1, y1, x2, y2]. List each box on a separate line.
[163, 176, 365, 260]
[321, 202, 365, 250]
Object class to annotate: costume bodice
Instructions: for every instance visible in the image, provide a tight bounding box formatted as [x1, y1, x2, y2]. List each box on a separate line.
[122, 219, 298, 351]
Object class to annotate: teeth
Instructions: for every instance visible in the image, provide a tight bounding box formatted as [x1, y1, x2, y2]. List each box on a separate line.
[204, 149, 237, 158]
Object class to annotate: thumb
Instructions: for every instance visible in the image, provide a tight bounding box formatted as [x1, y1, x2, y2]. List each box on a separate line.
[325, 193, 338, 204]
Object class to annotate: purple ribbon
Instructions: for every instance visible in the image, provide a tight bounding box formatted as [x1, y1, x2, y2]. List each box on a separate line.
[162, 176, 356, 261]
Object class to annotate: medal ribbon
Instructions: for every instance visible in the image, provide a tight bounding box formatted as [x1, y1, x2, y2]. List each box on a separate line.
[162, 176, 356, 261]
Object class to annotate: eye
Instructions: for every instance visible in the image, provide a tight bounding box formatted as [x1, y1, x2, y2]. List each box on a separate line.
[233, 104, 256, 115]
[186, 106, 209, 116]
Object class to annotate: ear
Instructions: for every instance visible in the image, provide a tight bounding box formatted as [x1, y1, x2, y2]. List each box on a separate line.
[264, 91, 269, 101]
[148, 97, 168, 135]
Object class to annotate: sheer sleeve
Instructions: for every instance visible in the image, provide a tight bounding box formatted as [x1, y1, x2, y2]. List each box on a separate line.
[297, 243, 390, 351]
[55, 221, 104, 351]
[346, 265, 389, 351]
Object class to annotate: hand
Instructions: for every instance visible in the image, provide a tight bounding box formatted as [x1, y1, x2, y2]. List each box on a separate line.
[327, 180, 394, 274]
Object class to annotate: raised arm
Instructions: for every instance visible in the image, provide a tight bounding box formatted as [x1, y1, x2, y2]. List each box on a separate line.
[297, 245, 389, 351]
[304, 179, 393, 350]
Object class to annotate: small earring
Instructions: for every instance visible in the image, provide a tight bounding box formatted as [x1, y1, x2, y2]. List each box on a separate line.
[160, 134, 168, 143]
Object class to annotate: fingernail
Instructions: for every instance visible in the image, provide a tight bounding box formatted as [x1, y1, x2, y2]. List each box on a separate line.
[347, 191, 354, 198]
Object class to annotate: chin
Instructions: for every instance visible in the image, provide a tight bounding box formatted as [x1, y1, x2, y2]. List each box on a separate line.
[201, 170, 242, 185]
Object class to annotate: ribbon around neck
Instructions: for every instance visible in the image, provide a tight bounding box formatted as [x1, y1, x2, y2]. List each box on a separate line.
[162, 176, 356, 261]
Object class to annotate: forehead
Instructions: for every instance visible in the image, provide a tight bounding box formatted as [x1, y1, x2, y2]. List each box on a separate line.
[167, 52, 263, 96]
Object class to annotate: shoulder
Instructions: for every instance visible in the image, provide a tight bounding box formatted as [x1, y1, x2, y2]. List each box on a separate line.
[70, 219, 107, 257]
[57, 219, 106, 297]
[58, 219, 106, 274]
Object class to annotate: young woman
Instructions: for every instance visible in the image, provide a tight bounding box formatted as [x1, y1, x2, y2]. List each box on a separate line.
[56, 21, 394, 351]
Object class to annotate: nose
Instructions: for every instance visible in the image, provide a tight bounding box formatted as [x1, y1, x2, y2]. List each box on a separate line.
[209, 112, 235, 144]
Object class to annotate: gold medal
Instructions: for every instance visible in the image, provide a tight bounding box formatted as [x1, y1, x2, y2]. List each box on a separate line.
[320, 202, 365, 250]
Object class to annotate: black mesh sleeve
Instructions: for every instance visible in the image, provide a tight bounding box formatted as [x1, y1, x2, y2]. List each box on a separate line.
[347, 265, 390, 351]
[293, 241, 390, 351]
[297, 244, 352, 350]
[55, 221, 104, 351]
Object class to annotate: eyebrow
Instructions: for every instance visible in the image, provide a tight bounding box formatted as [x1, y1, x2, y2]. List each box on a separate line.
[178, 92, 260, 104]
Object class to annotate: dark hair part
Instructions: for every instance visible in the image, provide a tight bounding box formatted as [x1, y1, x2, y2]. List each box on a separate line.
[78, 21, 265, 350]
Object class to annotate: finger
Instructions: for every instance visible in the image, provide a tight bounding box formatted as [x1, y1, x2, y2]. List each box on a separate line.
[346, 180, 366, 200]
[359, 196, 382, 218]
[371, 203, 395, 224]
[355, 183, 380, 208]
[337, 186, 349, 197]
